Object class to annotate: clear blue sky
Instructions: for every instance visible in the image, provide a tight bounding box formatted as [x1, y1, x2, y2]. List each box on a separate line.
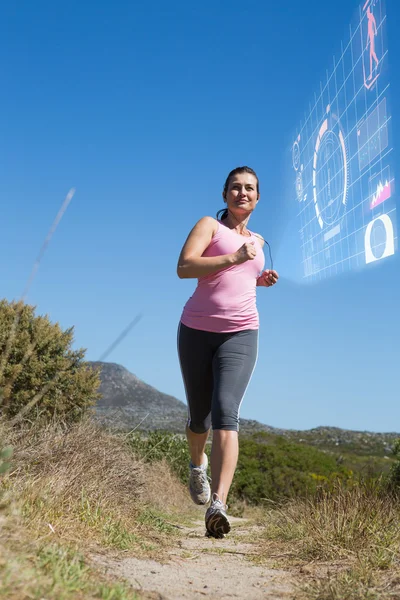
[1, 0, 399, 433]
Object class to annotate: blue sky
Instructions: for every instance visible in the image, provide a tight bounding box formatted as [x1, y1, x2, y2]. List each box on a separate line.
[1, 0, 399, 433]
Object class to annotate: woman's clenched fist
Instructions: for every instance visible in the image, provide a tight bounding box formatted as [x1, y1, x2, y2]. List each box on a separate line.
[233, 242, 257, 264]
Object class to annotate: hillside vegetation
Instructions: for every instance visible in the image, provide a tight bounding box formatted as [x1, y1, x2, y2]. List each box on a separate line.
[1, 299, 400, 599]
[128, 428, 397, 509]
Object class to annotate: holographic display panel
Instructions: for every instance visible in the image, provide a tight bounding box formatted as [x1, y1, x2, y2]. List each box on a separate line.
[292, 0, 396, 281]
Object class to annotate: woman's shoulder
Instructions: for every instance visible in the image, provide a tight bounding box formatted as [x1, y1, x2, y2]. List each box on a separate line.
[194, 216, 220, 234]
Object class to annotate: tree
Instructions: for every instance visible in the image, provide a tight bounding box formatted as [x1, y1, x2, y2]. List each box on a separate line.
[0, 300, 101, 424]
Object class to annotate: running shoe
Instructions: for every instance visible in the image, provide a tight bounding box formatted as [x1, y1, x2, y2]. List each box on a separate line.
[205, 493, 231, 538]
[189, 453, 211, 505]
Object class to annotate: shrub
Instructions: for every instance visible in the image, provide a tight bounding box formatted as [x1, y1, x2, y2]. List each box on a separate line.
[127, 430, 191, 483]
[231, 435, 353, 504]
[0, 299, 100, 424]
[387, 438, 400, 491]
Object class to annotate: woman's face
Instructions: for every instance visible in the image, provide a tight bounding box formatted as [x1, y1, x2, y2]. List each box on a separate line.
[224, 173, 259, 214]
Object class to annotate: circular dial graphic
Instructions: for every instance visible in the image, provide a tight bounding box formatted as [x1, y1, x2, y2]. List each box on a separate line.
[369, 218, 387, 259]
[292, 140, 300, 171]
[313, 107, 348, 229]
[365, 214, 395, 264]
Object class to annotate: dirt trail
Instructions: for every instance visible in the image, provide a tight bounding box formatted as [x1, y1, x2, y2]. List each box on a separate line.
[92, 517, 297, 599]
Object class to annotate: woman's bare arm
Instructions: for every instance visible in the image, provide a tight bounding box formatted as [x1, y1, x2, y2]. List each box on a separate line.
[177, 217, 236, 279]
[177, 217, 258, 279]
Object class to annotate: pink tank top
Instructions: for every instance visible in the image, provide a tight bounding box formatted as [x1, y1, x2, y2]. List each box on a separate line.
[180, 220, 265, 333]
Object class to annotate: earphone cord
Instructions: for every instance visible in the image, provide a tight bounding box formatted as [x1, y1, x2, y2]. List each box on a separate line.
[227, 209, 274, 271]
[260, 237, 274, 271]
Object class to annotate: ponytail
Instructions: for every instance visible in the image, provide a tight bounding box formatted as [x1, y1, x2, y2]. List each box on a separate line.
[216, 208, 228, 221]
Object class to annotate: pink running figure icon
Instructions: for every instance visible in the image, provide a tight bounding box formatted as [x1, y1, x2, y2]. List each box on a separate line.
[366, 6, 379, 81]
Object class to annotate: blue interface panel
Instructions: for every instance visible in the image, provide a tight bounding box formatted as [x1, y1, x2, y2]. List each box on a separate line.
[292, 0, 396, 281]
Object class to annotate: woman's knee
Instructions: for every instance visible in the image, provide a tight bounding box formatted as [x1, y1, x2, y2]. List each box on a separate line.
[187, 416, 211, 435]
[211, 409, 239, 432]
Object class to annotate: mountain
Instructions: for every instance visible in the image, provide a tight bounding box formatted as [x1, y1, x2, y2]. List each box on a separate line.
[89, 361, 400, 454]
[90, 361, 188, 432]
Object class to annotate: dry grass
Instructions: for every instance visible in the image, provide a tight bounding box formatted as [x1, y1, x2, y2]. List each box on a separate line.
[2, 419, 195, 550]
[141, 457, 199, 518]
[8, 418, 143, 506]
[0, 418, 197, 599]
[259, 479, 400, 599]
[300, 564, 400, 600]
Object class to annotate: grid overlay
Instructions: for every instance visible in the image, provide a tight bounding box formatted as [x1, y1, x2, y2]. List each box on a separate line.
[292, 0, 396, 281]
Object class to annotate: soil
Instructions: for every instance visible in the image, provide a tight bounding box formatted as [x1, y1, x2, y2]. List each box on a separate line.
[91, 516, 298, 599]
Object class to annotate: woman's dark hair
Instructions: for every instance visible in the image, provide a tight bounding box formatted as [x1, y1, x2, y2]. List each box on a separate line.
[216, 166, 260, 221]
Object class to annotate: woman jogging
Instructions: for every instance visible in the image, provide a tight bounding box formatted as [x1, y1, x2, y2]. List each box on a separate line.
[177, 166, 279, 539]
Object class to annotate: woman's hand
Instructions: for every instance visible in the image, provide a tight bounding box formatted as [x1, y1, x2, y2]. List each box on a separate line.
[233, 242, 257, 264]
[257, 269, 279, 287]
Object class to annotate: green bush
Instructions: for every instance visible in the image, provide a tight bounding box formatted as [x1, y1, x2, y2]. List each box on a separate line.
[0, 299, 100, 424]
[127, 430, 191, 483]
[387, 439, 400, 491]
[232, 435, 353, 504]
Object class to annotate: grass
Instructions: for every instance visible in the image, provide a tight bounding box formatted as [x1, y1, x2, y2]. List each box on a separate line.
[1, 538, 140, 599]
[2, 417, 400, 599]
[302, 564, 400, 600]
[259, 478, 400, 599]
[300, 564, 400, 600]
[0, 491, 140, 600]
[0, 418, 198, 599]
[2, 419, 195, 551]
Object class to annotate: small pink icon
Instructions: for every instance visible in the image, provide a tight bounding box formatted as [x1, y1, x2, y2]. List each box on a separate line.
[370, 179, 391, 209]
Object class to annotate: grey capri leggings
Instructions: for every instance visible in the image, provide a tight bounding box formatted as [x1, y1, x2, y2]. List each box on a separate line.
[177, 322, 258, 433]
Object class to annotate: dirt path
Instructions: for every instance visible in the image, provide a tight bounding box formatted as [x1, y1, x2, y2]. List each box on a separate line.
[92, 517, 297, 599]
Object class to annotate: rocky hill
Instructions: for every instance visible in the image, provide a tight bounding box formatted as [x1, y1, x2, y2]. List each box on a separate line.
[89, 361, 400, 454]
[90, 361, 188, 433]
